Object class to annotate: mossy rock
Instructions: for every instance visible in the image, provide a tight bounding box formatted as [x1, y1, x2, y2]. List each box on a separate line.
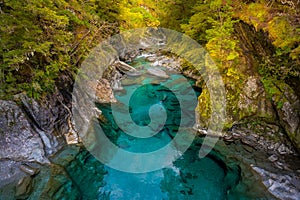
[262, 77, 300, 152]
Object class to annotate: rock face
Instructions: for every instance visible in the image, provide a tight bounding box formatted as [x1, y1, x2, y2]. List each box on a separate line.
[0, 160, 26, 189]
[195, 21, 300, 153]
[0, 94, 76, 198]
[0, 100, 48, 164]
[237, 76, 276, 120]
[0, 98, 61, 198]
[271, 81, 300, 152]
[251, 165, 300, 200]
[214, 135, 300, 200]
[18, 94, 67, 155]
[0, 71, 77, 196]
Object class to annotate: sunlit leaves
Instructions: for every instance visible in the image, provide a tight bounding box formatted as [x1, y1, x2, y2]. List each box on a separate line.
[118, 0, 160, 29]
[268, 17, 300, 49]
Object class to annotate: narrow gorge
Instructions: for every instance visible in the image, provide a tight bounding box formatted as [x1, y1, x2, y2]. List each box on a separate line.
[0, 0, 300, 199]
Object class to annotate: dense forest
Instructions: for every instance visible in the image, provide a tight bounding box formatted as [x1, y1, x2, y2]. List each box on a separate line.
[1, 0, 299, 99]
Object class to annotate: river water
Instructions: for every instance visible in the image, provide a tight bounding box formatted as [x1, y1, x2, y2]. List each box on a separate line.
[81, 55, 242, 199]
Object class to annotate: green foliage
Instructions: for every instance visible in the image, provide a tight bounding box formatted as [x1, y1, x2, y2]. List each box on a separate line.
[257, 41, 300, 81]
[261, 77, 289, 109]
[182, 0, 240, 65]
[184, 1, 246, 129]
[181, 1, 213, 44]
[162, 0, 299, 131]
[118, 0, 160, 29]
[267, 16, 300, 71]
[0, 0, 120, 99]
[237, 1, 300, 80]
[238, 2, 269, 30]
[261, 77, 280, 99]
[268, 16, 300, 49]
[156, 0, 198, 31]
[1, 0, 299, 101]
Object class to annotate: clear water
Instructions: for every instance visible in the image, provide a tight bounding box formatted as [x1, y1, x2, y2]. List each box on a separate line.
[79, 56, 241, 200]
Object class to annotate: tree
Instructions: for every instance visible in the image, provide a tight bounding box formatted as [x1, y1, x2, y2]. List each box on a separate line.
[0, 0, 120, 99]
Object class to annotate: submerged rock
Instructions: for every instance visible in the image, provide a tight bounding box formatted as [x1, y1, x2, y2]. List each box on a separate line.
[15, 176, 33, 199]
[121, 76, 145, 86]
[29, 164, 81, 200]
